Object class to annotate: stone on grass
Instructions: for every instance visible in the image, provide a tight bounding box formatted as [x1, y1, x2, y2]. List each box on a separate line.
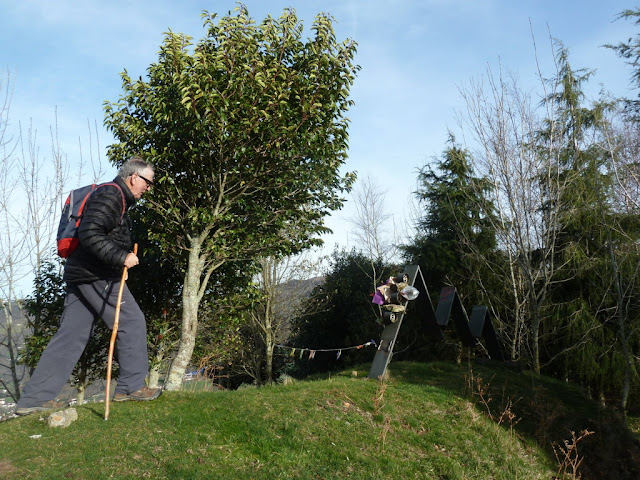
[47, 408, 78, 428]
[278, 374, 295, 385]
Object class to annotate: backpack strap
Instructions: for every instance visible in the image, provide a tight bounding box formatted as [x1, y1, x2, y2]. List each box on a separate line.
[96, 182, 126, 222]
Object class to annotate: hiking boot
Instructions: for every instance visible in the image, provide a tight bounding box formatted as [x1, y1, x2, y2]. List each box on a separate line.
[15, 400, 67, 416]
[113, 386, 162, 402]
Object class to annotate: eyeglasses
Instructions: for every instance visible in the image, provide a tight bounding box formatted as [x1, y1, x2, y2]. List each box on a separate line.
[137, 173, 154, 188]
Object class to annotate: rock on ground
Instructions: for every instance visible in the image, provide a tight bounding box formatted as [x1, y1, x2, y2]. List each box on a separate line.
[47, 408, 78, 428]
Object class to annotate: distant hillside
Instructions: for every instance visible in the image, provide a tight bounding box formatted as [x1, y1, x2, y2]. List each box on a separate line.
[276, 275, 325, 339]
[279, 275, 325, 298]
[0, 302, 27, 326]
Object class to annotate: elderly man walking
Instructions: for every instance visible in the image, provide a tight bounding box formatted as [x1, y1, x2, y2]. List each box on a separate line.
[15, 156, 161, 415]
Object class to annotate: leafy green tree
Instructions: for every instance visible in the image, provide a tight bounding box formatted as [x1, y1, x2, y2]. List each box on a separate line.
[403, 135, 497, 295]
[288, 249, 386, 375]
[127, 211, 183, 387]
[601, 8, 640, 411]
[188, 259, 260, 388]
[130, 206, 257, 389]
[401, 136, 508, 363]
[104, 6, 359, 389]
[532, 46, 606, 376]
[538, 47, 640, 411]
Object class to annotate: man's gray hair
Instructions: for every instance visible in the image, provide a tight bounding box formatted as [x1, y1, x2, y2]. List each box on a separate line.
[117, 156, 155, 179]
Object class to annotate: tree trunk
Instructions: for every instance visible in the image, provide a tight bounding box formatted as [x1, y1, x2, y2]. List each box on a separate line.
[147, 347, 166, 388]
[530, 297, 541, 374]
[265, 322, 274, 384]
[506, 258, 522, 362]
[148, 363, 162, 389]
[164, 288, 199, 391]
[164, 238, 206, 391]
[76, 384, 86, 406]
[607, 240, 632, 417]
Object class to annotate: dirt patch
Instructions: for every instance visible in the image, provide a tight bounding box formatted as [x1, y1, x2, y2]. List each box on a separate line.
[320, 397, 373, 421]
[0, 459, 17, 475]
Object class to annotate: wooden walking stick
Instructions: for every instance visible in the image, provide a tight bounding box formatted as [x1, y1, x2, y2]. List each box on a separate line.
[104, 243, 138, 420]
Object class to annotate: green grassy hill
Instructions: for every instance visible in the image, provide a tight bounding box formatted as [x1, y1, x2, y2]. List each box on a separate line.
[1, 361, 638, 480]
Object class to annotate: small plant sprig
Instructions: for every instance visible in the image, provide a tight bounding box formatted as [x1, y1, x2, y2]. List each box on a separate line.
[465, 367, 521, 436]
[373, 377, 388, 414]
[374, 376, 392, 452]
[552, 429, 594, 480]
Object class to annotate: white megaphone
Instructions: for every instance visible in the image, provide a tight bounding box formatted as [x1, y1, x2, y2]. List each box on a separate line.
[400, 286, 419, 301]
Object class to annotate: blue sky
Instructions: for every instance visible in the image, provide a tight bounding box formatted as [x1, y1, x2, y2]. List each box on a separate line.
[1, 0, 637, 258]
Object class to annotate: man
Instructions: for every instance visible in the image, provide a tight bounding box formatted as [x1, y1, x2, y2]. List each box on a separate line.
[15, 156, 161, 415]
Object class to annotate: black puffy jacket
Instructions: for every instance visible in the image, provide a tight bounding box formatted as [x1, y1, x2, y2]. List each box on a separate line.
[63, 176, 137, 284]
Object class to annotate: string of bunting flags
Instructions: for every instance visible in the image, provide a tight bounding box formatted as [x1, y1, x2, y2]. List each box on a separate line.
[276, 340, 377, 360]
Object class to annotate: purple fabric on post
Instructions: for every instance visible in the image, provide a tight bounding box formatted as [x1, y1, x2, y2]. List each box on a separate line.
[372, 290, 385, 305]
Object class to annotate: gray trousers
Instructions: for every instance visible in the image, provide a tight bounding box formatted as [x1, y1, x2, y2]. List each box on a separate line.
[17, 279, 149, 408]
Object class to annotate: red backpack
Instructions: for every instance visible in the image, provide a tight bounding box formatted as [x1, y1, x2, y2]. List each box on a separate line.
[56, 183, 125, 258]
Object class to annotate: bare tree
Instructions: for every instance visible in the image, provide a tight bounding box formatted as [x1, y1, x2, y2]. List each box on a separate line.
[19, 117, 66, 277]
[347, 174, 406, 307]
[0, 71, 29, 401]
[245, 253, 324, 384]
[0, 115, 66, 401]
[15, 117, 107, 405]
[607, 114, 640, 211]
[348, 174, 399, 263]
[457, 56, 570, 371]
[0, 72, 101, 403]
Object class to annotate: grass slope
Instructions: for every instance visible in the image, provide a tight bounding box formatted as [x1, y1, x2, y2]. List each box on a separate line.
[0, 361, 638, 480]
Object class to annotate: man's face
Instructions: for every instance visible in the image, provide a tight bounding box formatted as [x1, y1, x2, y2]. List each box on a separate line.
[131, 168, 155, 199]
